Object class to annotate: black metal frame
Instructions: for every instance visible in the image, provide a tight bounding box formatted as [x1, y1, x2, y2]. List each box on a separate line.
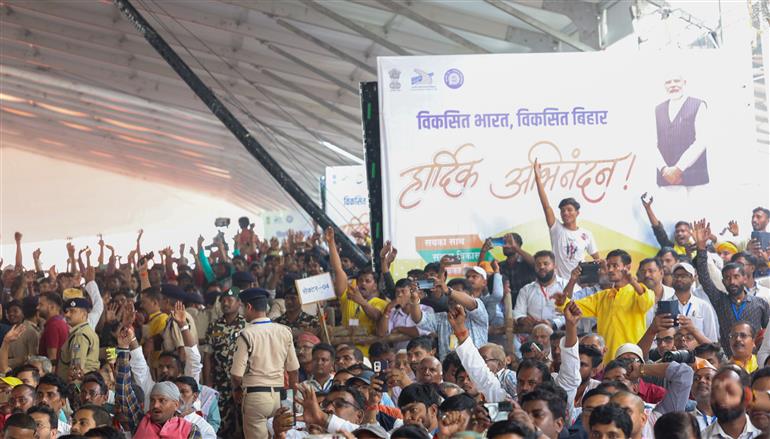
[113, 0, 368, 267]
[359, 81, 384, 273]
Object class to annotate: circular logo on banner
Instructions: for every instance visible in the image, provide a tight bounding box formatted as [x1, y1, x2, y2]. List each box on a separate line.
[444, 68, 464, 89]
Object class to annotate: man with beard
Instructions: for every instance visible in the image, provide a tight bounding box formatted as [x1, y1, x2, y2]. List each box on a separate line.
[690, 362, 717, 431]
[36, 293, 68, 363]
[670, 262, 719, 342]
[513, 251, 568, 332]
[274, 286, 319, 335]
[555, 249, 653, 364]
[694, 220, 769, 357]
[750, 367, 770, 433]
[702, 365, 760, 439]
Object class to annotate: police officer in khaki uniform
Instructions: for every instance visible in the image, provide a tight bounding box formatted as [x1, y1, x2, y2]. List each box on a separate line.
[58, 297, 100, 381]
[231, 288, 299, 439]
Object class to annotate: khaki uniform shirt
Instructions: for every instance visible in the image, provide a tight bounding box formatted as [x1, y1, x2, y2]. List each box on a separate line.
[230, 318, 299, 387]
[188, 306, 220, 355]
[161, 311, 198, 353]
[58, 322, 100, 380]
[7, 321, 39, 370]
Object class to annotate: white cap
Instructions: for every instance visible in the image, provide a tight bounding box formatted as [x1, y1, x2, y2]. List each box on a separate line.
[672, 262, 696, 277]
[615, 343, 644, 362]
[464, 265, 488, 281]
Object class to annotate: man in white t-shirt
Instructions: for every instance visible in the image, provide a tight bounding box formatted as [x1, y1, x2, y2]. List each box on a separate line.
[534, 160, 600, 279]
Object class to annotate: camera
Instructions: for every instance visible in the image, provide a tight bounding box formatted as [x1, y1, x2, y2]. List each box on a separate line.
[662, 350, 695, 364]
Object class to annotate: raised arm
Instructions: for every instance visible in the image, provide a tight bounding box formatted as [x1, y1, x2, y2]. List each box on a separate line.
[84, 266, 104, 330]
[97, 236, 105, 267]
[32, 248, 42, 273]
[505, 233, 535, 267]
[14, 232, 22, 271]
[449, 305, 508, 402]
[116, 326, 144, 433]
[325, 227, 348, 298]
[380, 242, 397, 300]
[638, 314, 673, 361]
[693, 219, 723, 304]
[533, 160, 556, 228]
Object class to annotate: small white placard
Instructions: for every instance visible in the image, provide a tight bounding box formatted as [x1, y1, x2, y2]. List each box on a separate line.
[295, 273, 336, 305]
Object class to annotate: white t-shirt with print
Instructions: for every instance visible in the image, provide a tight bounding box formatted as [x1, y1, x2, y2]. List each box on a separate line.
[549, 221, 598, 279]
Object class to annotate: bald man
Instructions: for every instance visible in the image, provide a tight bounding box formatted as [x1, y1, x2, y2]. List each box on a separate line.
[417, 357, 442, 384]
[610, 391, 648, 439]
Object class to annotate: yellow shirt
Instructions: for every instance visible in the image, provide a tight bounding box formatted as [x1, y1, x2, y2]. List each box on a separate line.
[560, 284, 654, 364]
[733, 355, 758, 373]
[339, 289, 388, 356]
[147, 311, 168, 338]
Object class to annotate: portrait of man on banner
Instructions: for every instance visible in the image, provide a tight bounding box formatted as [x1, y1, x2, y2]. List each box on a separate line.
[654, 73, 710, 193]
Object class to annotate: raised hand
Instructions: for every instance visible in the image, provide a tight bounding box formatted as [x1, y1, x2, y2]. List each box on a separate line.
[197, 235, 205, 249]
[652, 313, 675, 332]
[116, 326, 135, 349]
[271, 407, 294, 439]
[3, 324, 26, 344]
[14, 232, 22, 242]
[32, 248, 41, 261]
[728, 220, 739, 237]
[409, 287, 421, 307]
[491, 259, 500, 273]
[171, 300, 187, 326]
[551, 291, 567, 307]
[439, 411, 470, 438]
[85, 265, 95, 283]
[692, 219, 710, 250]
[447, 304, 467, 335]
[570, 264, 582, 283]
[640, 192, 653, 208]
[136, 229, 144, 241]
[120, 302, 136, 328]
[504, 233, 519, 251]
[324, 226, 335, 245]
[105, 303, 119, 324]
[564, 301, 582, 326]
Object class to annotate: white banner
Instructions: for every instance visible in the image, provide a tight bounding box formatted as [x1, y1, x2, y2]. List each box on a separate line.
[295, 272, 336, 305]
[378, 50, 762, 279]
[325, 166, 370, 237]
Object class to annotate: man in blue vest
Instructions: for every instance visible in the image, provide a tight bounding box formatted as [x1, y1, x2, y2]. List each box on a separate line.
[655, 74, 710, 191]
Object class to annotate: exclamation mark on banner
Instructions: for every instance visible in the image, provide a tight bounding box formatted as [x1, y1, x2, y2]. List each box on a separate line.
[623, 155, 636, 190]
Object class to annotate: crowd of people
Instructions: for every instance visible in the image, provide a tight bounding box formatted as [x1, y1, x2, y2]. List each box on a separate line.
[0, 183, 769, 439]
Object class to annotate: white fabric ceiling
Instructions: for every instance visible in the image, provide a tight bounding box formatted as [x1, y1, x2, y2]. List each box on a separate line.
[2, 0, 727, 214]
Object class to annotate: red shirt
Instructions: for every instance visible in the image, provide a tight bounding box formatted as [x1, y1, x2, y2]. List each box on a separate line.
[39, 315, 69, 360]
[638, 378, 666, 404]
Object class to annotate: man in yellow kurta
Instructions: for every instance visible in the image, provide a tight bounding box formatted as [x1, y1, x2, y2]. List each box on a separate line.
[326, 228, 388, 357]
[556, 249, 654, 364]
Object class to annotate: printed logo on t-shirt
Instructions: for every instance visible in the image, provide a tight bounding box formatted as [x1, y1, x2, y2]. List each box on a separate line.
[565, 238, 578, 261]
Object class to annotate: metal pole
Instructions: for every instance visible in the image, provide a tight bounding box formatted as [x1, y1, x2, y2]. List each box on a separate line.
[112, 0, 369, 267]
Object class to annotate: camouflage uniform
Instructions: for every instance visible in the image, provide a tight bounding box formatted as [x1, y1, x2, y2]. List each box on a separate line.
[206, 313, 246, 438]
[273, 311, 320, 333]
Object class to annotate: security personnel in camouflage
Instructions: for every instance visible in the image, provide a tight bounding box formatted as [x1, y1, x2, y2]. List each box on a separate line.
[205, 287, 246, 438]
